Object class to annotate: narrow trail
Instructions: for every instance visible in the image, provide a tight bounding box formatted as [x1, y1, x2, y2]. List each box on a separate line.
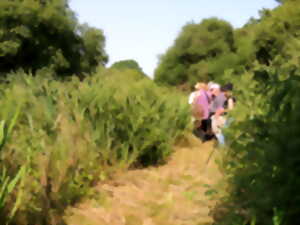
[64, 136, 222, 225]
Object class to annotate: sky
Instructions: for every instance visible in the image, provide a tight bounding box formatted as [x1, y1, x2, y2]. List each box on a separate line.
[69, 0, 279, 77]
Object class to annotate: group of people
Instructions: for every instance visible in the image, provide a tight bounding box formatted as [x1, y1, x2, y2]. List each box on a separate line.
[188, 81, 235, 146]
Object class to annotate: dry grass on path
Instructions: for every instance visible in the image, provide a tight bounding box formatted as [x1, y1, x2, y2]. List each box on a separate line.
[64, 135, 222, 225]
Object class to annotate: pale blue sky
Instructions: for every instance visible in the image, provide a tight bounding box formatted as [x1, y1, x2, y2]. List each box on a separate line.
[69, 1, 279, 77]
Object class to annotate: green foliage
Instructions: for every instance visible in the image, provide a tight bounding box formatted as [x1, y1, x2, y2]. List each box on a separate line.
[211, 1, 300, 224]
[110, 59, 147, 80]
[216, 64, 300, 225]
[0, 112, 26, 224]
[0, 166, 26, 223]
[79, 24, 108, 73]
[154, 18, 236, 86]
[0, 69, 190, 224]
[110, 59, 146, 75]
[154, 0, 300, 88]
[0, 0, 108, 76]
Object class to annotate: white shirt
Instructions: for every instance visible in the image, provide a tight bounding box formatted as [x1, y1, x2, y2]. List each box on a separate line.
[188, 91, 199, 104]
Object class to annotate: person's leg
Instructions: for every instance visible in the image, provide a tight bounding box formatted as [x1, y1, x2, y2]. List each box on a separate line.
[201, 119, 215, 142]
[193, 120, 206, 141]
[215, 132, 225, 146]
[201, 119, 208, 132]
[204, 118, 215, 141]
[198, 120, 207, 141]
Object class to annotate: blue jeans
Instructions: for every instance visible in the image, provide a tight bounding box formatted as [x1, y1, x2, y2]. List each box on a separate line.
[216, 117, 234, 147]
[216, 133, 225, 146]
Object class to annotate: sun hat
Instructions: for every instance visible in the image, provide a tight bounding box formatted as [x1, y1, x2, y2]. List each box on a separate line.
[209, 83, 220, 90]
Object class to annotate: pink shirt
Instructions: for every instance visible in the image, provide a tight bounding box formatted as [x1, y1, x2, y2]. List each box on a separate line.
[196, 89, 211, 120]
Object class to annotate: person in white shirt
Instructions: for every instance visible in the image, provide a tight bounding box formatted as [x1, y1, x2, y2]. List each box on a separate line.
[188, 83, 202, 104]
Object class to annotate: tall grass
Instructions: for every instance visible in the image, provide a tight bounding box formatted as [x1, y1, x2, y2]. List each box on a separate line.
[0, 110, 26, 224]
[0, 69, 191, 224]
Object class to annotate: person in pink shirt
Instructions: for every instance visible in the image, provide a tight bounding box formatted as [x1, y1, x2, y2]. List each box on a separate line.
[196, 87, 211, 119]
[193, 83, 212, 141]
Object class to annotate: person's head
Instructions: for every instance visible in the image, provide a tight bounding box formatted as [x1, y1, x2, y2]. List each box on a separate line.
[209, 83, 221, 96]
[221, 83, 233, 97]
[194, 82, 207, 91]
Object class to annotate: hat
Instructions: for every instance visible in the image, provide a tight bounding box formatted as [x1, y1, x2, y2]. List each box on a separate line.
[209, 83, 220, 90]
[221, 83, 233, 92]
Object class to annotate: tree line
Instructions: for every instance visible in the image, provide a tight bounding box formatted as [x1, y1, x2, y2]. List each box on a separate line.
[154, 0, 299, 88]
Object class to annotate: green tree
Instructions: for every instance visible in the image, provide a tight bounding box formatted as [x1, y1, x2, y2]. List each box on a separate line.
[79, 24, 108, 73]
[110, 59, 147, 79]
[154, 18, 236, 86]
[111, 60, 144, 73]
[0, 0, 108, 76]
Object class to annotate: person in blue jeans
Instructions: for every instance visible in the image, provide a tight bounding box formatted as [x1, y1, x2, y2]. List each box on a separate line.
[210, 83, 235, 147]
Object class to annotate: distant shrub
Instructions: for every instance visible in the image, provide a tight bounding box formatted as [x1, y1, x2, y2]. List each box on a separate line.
[110, 59, 146, 76]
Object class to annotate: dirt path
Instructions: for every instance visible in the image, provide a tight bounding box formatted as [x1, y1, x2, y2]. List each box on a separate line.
[64, 136, 222, 225]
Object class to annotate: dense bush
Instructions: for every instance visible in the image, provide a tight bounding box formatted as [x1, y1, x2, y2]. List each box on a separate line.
[210, 1, 300, 224]
[0, 69, 190, 224]
[214, 64, 300, 225]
